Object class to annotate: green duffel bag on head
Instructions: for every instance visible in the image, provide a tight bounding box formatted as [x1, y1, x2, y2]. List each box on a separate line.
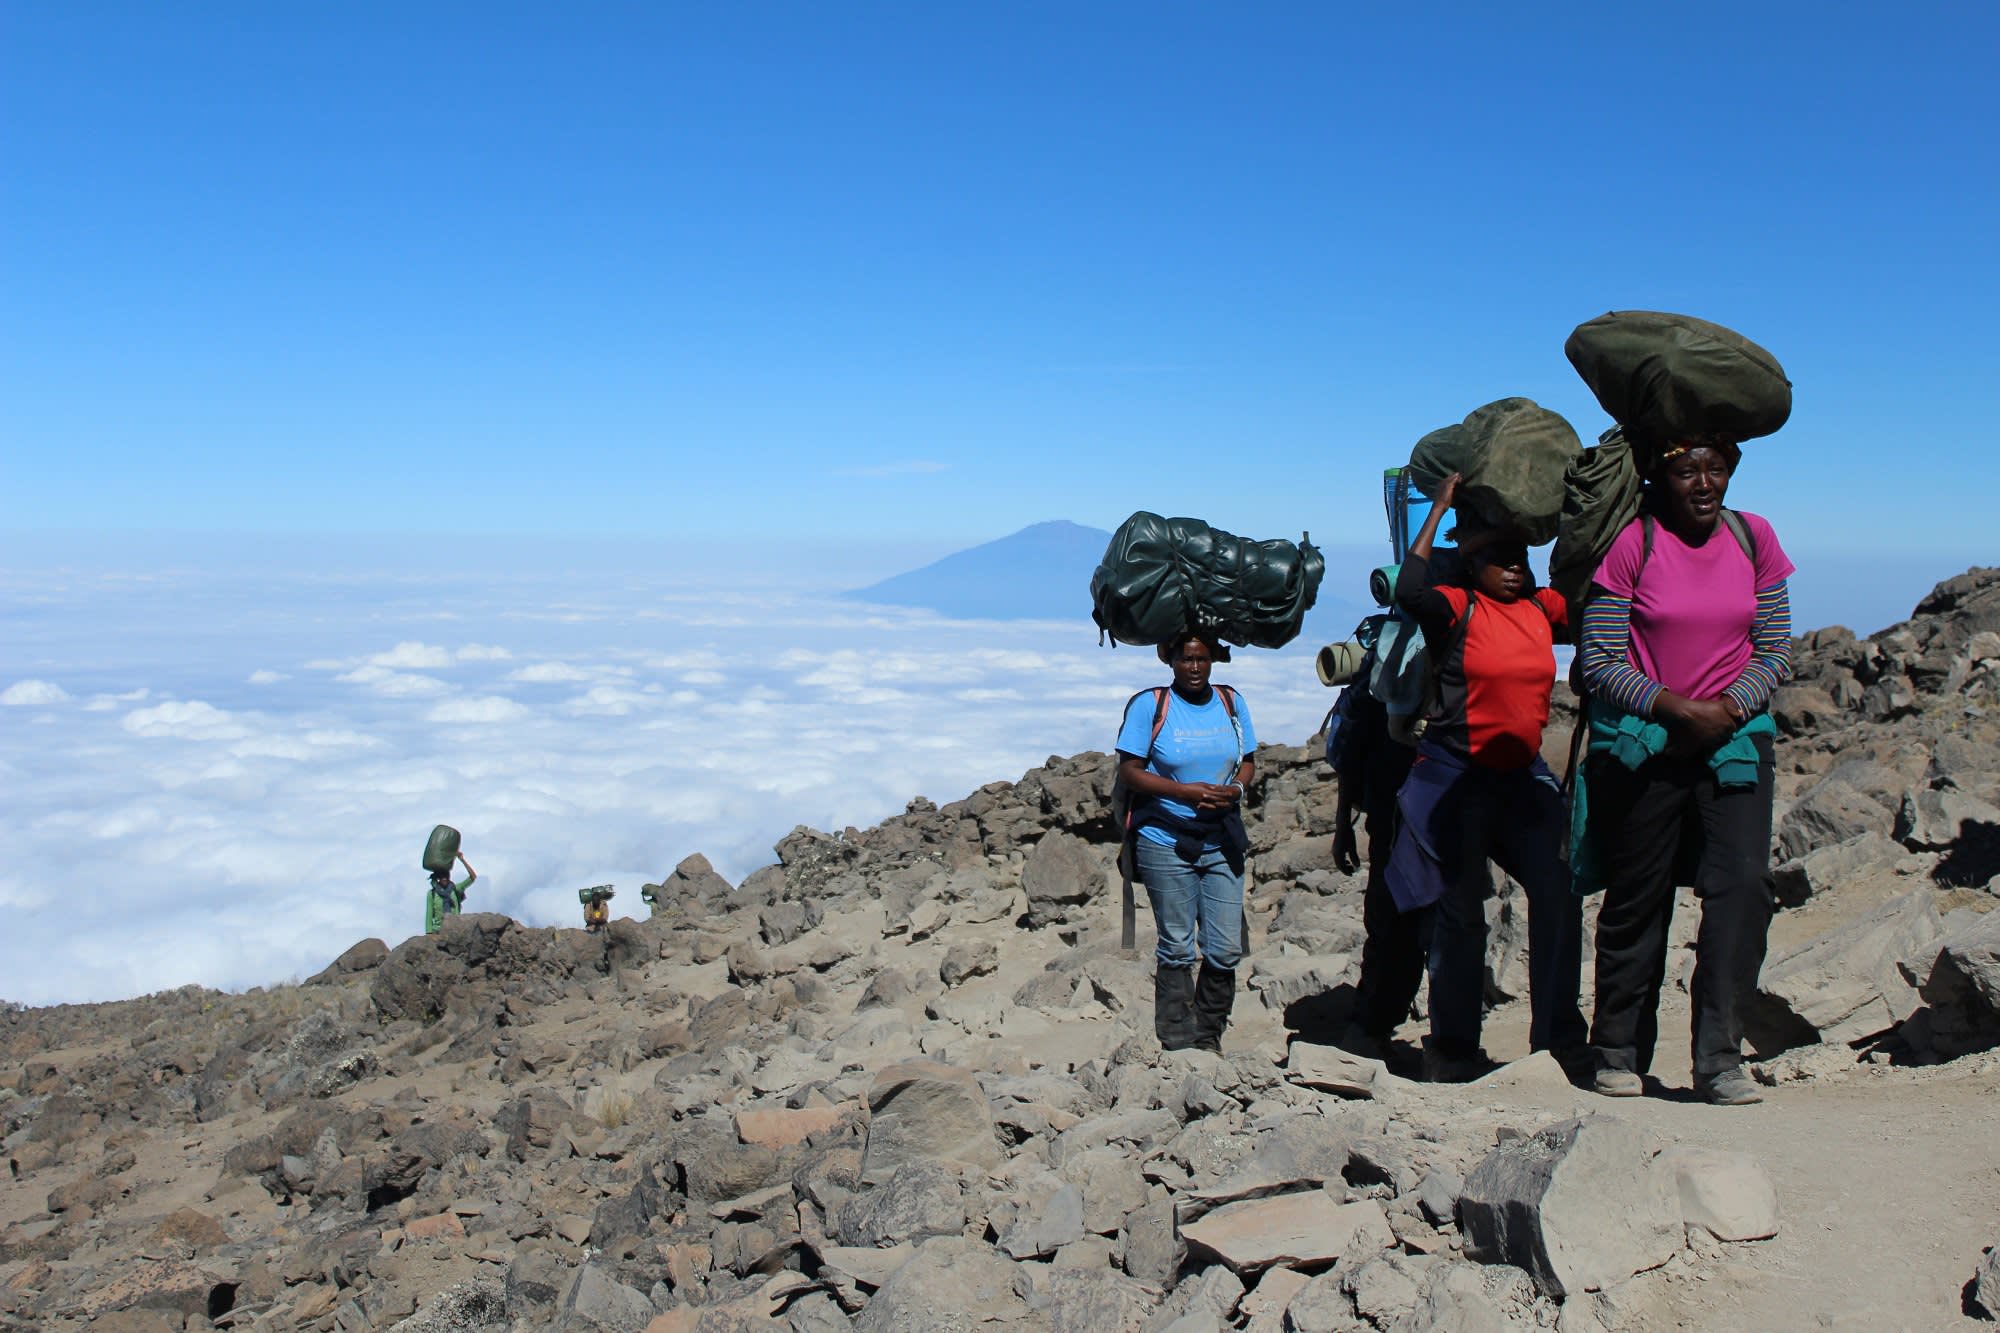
[1565, 310, 1791, 450]
[423, 824, 461, 875]
[1404, 397, 1583, 546]
[1091, 512, 1324, 650]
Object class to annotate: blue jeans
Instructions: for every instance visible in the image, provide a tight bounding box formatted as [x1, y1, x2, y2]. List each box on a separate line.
[1427, 766, 1586, 1057]
[1137, 838, 1244, 970]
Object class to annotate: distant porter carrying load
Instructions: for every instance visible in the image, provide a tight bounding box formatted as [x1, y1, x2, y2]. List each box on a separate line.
[1090, 513, 1324, 650]
[422, 825, 476, 934]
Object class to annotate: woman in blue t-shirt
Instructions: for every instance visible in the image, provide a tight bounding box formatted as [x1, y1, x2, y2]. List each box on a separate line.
[1116, 630, 1257, 1052]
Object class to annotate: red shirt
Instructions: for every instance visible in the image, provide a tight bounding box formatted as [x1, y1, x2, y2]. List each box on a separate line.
[1398, 566, 1565, 769]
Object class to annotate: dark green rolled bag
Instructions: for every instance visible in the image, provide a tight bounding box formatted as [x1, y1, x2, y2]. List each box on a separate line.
[423, 824, 461, 874]
[1549, 426, 1645, 620]
[1565, 310, 1791, 449]
[1091, 513, 1324, 649]
[1403, 398, 1582, 545]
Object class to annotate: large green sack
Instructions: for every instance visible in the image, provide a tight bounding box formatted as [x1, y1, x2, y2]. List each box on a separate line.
[1403, 397, 1583, 546]
[1565, 310, 1791, 448]
[1549, 426, 1644, 624]
[422, 824, 461, 874]
[1091, 513, 1324, 650]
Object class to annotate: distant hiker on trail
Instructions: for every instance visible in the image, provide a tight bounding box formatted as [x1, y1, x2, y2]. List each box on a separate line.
[1116, 630, 1256, 1053]
[422, 824, 476, 935]
[1328, 679, 1423, 1063]
[1576, 440, 1793, 1107]
[1388, 473, 1587, 1083]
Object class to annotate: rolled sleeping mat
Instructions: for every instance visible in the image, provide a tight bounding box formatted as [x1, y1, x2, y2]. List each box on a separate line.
[1317, 640, 1368, 687]
[1370, 564, 1400, 608]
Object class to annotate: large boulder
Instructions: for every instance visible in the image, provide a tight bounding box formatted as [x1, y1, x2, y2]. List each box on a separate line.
[1458, 1115, 1680, 1299]
[644, 852, 734, 914]
[1752, 890, 1943, 1047]
[857, 1060, 1001, 1185]
[1020, 830, 1108, 929]
[1910, 909, 2000, 1058]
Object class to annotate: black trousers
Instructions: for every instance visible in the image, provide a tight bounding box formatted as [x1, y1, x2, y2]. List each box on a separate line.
[1588, 735, 1776, 1078]
[1357, 791, 1430, 1038]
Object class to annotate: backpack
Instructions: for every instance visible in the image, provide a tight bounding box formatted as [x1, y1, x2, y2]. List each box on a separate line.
[1112, 684, 1242, 951]
[1549, 426, 1645, 628]
[1365, 600, 1479, 746]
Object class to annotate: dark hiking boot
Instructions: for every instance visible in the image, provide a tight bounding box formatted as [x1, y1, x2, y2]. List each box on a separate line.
[1154, 966, 1198, 1051]
[1191, 965, 1236, 1053]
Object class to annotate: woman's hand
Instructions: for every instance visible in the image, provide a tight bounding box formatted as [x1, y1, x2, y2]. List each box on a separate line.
[1185, 782, 1242, 812]
[1436, 471, 1462, 509]
[1656, 693, 1738, 753]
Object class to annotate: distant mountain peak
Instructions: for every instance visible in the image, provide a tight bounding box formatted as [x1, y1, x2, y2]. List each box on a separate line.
[844, 521, 1112, 620]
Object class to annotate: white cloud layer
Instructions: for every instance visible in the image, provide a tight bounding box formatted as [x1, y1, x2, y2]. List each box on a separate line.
[0, 553, 1357, 1007]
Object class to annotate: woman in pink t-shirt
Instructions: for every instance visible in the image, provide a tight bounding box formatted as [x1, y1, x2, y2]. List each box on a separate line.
[1577, 441, 1795, 1106]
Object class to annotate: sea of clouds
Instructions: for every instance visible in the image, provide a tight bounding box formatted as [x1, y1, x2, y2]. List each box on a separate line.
[1, 534, 1965, 1006]
[0, 540, 1354, 1006]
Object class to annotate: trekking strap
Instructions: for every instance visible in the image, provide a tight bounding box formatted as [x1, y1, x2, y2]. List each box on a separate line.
[1419, 596, 1479, 724]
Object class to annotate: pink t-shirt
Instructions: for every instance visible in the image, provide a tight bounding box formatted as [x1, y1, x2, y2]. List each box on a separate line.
[1592, 510, 1794, 701]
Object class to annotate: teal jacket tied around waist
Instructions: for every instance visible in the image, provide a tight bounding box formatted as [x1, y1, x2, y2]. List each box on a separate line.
[1567, 704, 1775, 896]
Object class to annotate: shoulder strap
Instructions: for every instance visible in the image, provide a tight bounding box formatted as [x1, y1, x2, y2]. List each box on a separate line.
[1639, 510, 1756, 586]
[1423, 595, 1477, 718]
[1213, 684, 1238, 719]
[1720, 508, 1756, 564]
[1118, 687, 1172, 758]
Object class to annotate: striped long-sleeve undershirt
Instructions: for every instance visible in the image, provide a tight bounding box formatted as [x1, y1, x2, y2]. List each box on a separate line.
[1578, 581, 1793, 718]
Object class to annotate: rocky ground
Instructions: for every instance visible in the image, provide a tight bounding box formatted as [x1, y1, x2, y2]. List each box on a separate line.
[5, 568, 2000, 1333]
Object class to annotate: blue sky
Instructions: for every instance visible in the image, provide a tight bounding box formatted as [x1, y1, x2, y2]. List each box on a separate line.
[4, 5, 1997, 1001]
[6, 3, 1996, 555]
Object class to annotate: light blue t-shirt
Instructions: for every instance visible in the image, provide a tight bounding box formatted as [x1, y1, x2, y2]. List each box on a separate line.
[1116, 687, 1256, 846]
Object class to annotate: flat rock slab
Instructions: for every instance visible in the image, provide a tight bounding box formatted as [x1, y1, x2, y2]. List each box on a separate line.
[1286, 1042, 1393, 1099]
[815, 1243, 914, 1289]
[1181, 1194, 1389, 1272]
[734, 1104, 848, 1150]
[1660, 1145, 1780, 1242]
[1466, 1050, 1579, 1098]
[1459, 1114, 1679, 1300]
